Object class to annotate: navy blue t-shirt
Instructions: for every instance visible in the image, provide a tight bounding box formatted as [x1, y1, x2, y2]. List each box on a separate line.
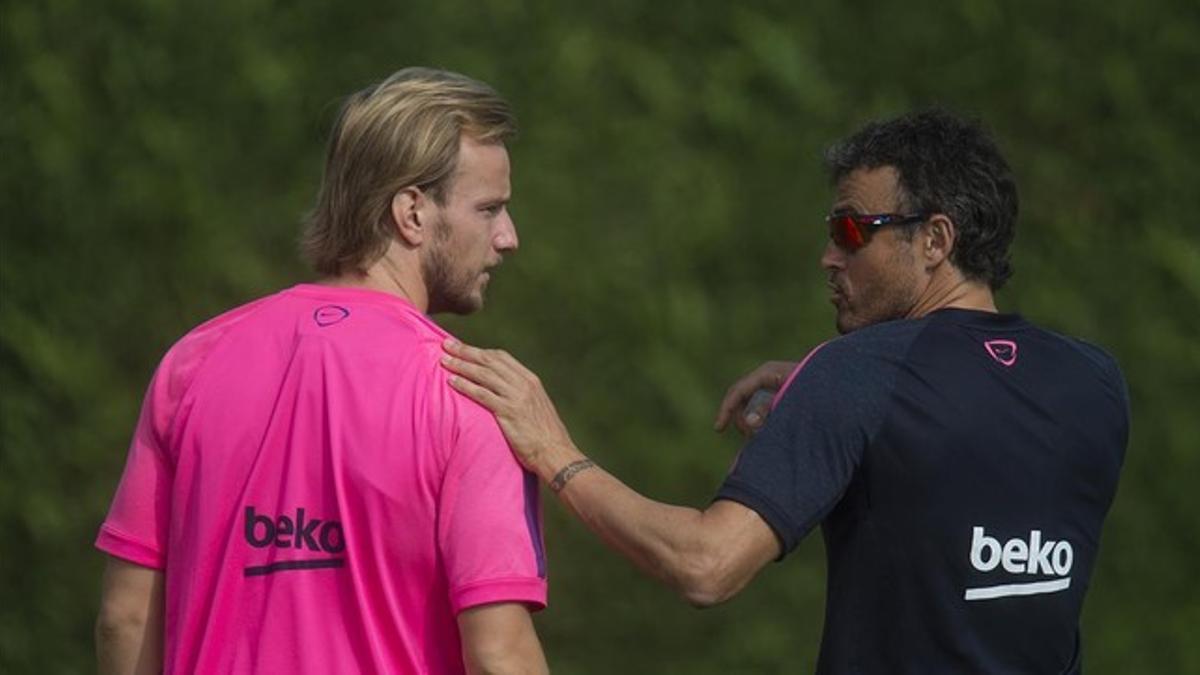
[717, 308, 1129, 674]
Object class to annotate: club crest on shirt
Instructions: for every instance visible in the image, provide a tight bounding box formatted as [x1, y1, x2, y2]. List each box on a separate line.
[984, 339, 1017, 367]
[314, 305, 351, 327]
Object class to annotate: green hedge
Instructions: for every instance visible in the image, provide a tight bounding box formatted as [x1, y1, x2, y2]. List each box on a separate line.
[2, 0, 1197, 671]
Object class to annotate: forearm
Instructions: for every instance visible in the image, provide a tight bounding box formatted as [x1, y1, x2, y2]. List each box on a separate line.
[438, 340, 776, 604]
[463, 643, 548, 675]
[458, 603, 548, 675]
[96, 558, 163, 675]
[96, 614, 161, 675]
[532, 445, 731, 605]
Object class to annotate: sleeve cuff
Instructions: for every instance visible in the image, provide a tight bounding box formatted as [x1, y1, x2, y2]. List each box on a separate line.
[715, 479, 801, 558]
[451, 577, 548, 614]
[95, 523, 166, 569]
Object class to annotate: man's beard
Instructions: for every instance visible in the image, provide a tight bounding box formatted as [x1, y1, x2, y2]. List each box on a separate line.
[832, 243, 922, 334]
[422, 222, 483, 315]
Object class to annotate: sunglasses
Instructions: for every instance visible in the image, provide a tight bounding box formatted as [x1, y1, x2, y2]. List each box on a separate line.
[825, 212, 929, 252]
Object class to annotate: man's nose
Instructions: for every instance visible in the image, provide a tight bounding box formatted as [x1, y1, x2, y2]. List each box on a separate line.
[494, 212, 518, 252]
[820, 239, 844, 271]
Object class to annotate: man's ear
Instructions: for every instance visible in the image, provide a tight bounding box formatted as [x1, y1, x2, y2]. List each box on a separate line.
[391, 187, 433, 247]
[922, 214, 957, 269]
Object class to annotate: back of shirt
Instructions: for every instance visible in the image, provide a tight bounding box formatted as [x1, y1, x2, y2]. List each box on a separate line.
[718, 309, 1129, 673]
[97, 284, 547, 674]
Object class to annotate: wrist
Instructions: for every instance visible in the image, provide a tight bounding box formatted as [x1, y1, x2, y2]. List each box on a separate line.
[534, 442, 586, 486]
[547, 458, 596, 493]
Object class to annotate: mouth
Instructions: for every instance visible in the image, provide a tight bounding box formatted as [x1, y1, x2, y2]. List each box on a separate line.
[827, 281, 849, 308]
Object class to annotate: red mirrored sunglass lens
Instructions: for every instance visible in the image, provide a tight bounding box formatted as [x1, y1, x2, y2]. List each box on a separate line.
[829, 215, 866, 250]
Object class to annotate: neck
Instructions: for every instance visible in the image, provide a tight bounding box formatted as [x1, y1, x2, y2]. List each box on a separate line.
[906, 270, 996, 319]
[323, 244, 429, 312]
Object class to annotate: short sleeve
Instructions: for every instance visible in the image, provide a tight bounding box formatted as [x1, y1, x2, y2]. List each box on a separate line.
[438, 394, 548, 614]
[715, 338, 900, 556]
[95, 368, 175, 569]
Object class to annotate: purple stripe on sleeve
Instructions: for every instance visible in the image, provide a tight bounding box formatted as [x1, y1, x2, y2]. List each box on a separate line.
[523, 470, 547, 578]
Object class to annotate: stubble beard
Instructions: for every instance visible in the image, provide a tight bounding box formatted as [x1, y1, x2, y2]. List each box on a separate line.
[835, 247, 920, 334]
[422, 219, 484, 316]
[836, 292, 909, 334]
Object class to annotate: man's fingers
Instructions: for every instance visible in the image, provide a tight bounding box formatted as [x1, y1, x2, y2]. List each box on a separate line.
[443, 337, 489, 362]
[476, 346, 537, 385]
[714, 379, 762, 431]
[441, 354, 512, 397]
[732, 389, 774, 437]
[443, 338, 513, 381]
[714, 361, 798, 433]
[443, 339, 517, 379]
[444, 339, 529, 382]
[714, 396, 740, 431]
[714, 397, 732, 431]
[733, 416, 752, 437]
[744, 389, 774, 427]
[447, 372, 505, 411]
[714, 386, 738, 430]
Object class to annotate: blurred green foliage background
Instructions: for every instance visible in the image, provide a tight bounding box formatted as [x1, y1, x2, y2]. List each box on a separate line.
[2, 0, 1198, 672]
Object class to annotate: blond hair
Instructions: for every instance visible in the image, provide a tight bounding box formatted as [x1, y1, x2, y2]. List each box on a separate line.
[301, 67, 516, 276]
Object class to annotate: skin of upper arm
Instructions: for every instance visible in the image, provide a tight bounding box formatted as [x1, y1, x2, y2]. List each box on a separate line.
[457, 602, 548, 675]
[684, 499, 781, 607]
[96, 556, 164, 675]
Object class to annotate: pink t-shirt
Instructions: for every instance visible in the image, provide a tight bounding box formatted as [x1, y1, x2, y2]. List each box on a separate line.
[96, 284, 547, 674]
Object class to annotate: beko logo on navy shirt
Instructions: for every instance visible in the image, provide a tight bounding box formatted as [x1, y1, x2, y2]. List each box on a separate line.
[964, 526, 1074, 600]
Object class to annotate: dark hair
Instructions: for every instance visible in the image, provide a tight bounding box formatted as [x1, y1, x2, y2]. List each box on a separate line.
[824, 109, 1018, 289]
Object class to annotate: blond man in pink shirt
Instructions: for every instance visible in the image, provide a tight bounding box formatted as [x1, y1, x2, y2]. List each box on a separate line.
[94, 68, 549, 674]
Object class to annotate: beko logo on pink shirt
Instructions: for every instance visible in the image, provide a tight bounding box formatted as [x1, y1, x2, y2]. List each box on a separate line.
[243, 506, 346, 576]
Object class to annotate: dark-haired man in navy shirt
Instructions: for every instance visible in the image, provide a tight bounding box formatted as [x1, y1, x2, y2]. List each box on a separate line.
[441, 110, 1129, 673]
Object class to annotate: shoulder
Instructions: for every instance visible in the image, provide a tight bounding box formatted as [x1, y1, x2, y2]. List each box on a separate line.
[157, 292, 284, 399]
[399, 335, 508, 457]
[135, 292, 284, 443]
[1058, 333, 1124, 378]
[783, 317, 929, 391]
[824, 316, 929, 362]
[1039, 328, 1129, 413]
[1017, 321, 1126, 387]
[769, 318, 932, 433]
